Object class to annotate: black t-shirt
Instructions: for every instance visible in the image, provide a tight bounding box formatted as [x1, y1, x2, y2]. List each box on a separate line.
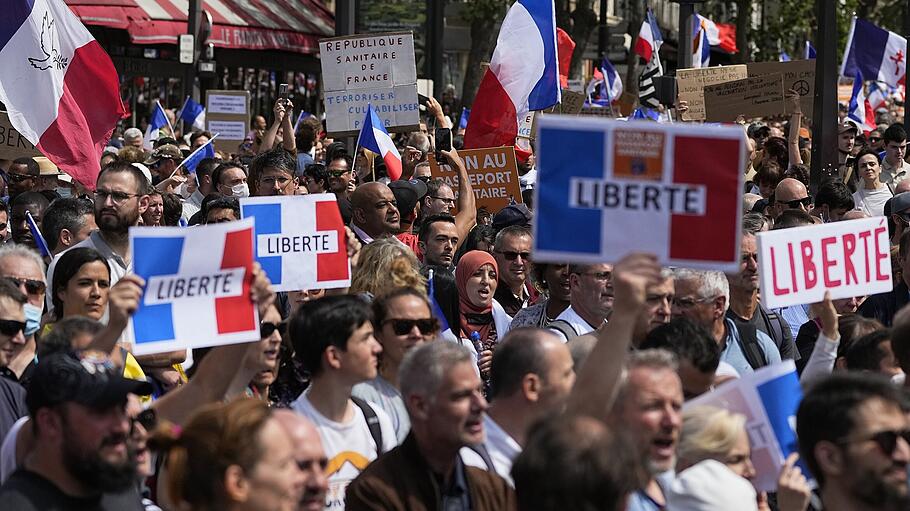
[0, 375, 26, 443]
[0, 469, 144, 511]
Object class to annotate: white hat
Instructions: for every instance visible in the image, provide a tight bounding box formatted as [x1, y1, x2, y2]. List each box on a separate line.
[131, 163, 153, 185]
[666, 460, 758, 511]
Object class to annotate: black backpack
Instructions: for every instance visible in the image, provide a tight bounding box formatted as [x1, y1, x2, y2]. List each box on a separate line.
[351, 396, 385, 455]
[735, 323, 769, 370]
[547, 319, 579, 340]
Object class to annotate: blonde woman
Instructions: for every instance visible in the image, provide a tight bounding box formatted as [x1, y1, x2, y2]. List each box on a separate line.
[350, 237, 426, 299]
[677, 406, 811, 511]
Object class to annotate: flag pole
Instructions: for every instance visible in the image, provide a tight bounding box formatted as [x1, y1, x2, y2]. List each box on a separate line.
[172, 133, 219, 178]
[161, 101, 176, 139]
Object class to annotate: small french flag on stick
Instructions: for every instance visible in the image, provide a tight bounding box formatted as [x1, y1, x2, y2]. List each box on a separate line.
[356, 104, 402, 181]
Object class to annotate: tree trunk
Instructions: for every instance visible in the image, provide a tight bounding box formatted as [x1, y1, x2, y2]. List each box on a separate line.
[734, 0, 751, 63]
[461, 14, 502, 106]
[566, 1, 598, 79]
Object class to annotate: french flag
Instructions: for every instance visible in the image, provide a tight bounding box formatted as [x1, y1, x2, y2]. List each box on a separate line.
[841, 17, 906, 89]
[464, 0, 560, 150]
[143, 101, 170, 149]
[588, 58, 622, 102]
[178, 134, 217, 174]
[634, 8, 663, 62]
[847, 71, 876, 133]
[867, 81, 888, 110]
[178, 96, 205, 131]
[691, 14, 717, 68]
[357, 104, 402, 181]
[0, 0, 124, 190]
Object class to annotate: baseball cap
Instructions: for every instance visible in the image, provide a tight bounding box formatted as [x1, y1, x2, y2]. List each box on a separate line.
[144, 144, 182, 165]
[839, 120, 859, 134]
[666, 460, 758, 511]
[26, 351, 153, 415]
[492, 203, 533, 231]
[389, 179, 429, 218]
[893, 192, 910, 221]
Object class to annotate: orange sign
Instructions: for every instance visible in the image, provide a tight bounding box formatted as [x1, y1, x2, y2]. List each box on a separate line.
[428, 146, 523, 214]
[612, 129, 665, 181]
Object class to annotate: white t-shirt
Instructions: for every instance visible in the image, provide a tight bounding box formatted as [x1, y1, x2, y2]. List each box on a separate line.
[548, 305, 599, 342]
[461, 414, 521, 487]
[852, 185, 892, 217]
[351, 376, 410, 443]
[292, 392, 397, 510]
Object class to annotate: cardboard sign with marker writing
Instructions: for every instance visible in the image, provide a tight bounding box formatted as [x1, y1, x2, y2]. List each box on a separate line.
[0, 111, 41, 160]
[544, 89, 586, 115]
[676, 65, 748, 121]
[704, 73, 785, 122]
[428, 146, 522, 214]
[748, 60, 815, 115]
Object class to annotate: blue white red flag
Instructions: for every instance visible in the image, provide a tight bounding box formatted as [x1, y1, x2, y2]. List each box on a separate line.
[0, 0, 125, 189]
[841, 17, 906, 88]
[178, 135, 217, 174]
[691, 14, 717, 68]
[464, 0, 560, 150]
[357, 104, 402, 180]
[847, 71, 876, 133]
[130, 218, 260, 355]
[178, 96, 205, 131]
[143, 101, 170, 149]
[240, 194, 351, 292]
[26, 211, 50, 257]
[634, 8, 663, 62]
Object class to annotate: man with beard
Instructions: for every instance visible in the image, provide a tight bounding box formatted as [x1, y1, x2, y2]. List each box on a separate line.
[418, 214, 459, 270]
[6, 158, 40, 201]
[350, 182, 401, 245]
[9, 192, 50, 250]
[797, 372, 910, 511]
[0, 350, 152, 509]
[46, 162, 150, 315]
[273, 410, 330, 511]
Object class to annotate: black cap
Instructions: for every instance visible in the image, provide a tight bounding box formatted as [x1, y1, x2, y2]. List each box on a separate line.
[492, 203, 533, 231]
[26, 351, 153, 415]
[389, 179, 429, 218]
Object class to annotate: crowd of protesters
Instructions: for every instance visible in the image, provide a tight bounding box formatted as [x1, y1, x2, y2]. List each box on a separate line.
[0, 77, 908, 511]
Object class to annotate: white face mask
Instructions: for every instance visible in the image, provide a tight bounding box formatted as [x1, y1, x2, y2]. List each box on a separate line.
[230, 182, 250, 198]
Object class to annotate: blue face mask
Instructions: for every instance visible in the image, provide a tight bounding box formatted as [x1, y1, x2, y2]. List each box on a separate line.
[55, 187, 73, 199]
[24, 303, 41, 336]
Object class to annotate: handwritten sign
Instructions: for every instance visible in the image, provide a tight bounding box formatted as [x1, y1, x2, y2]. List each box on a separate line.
[0, 111, 41, 161]
[319, 32, 419, 136]
[676, 65, 748, 121]
[748, 60, 816, 115]
[428, 146, 522, 213]
[704, 73, 785, 121]
[206, 90, 250, 153]
[756, 217, 893, 309]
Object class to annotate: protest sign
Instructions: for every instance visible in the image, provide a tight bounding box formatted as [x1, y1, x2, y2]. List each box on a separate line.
[517, 111, 537, 139]
[240, 194, 350, 292]
[676, 65, 748, 121]
[756, 217, 892, 309]
[748, 60, 816, 115]
[544, 89, 587, 115]
[130, 218, 260, 355]
[0, 111, 41, 160]
[428, 146, 522, 214]
[534, 116, 745, 270]
[704, 73, 785, 122]
[205, 90, 250, 153]
[686, 361, 805, 493]
[319, 32, 419, 136]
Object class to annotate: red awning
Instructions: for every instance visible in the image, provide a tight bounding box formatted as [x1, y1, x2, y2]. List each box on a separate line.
[66, 0, 334, 54]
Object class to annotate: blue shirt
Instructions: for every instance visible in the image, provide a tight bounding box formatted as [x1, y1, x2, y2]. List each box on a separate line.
[721, 318, 782, 375]
[773, 304, 810, 341]
[296, 152, 314, 177]
[627, 471, 675, 511]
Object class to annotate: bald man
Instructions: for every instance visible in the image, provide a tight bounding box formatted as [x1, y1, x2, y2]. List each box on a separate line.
[273, 410, 329, 511]
[774, 178, 812, 218]
[350, 182, 401, 245]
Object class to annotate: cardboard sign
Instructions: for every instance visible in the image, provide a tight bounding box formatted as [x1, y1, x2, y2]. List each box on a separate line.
[704, 73, 785, 121]
[518, 111, 537, 139]
[130, 219, 260, 356]
[544, 89, 587, 115]
[533, 116, 745, 270]
[205, 90, 250, 154]
[676, 65, 748, 121]
[428, 146, 522, 214]
[0, 111, 41, 161]
[687, 361, 807, 493]
[319, 32, 419, 136]
[748, 60, 816, 115]
[240, 194, 351, 292]
[756, 217, 893, 309]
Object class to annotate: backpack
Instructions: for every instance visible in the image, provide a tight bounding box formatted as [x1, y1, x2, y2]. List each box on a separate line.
[466, 443, 496, 472]
[735, 323, 769, 370]
[351, 396, 385, 455]
[547, 319, 579, 341]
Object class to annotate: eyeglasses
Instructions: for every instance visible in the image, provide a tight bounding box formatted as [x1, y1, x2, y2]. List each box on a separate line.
[259, 176, 293, 188]
[496, 250, 531, 261]
[782, 197, 812, 209]
[6, 173, 34, 183]
[0, 319, 25, 336]
[383, 318, 439, 336]
[430, 196, 456, 206]
[1, 276, 46, 295]
[260, 321, 287, 339]
[672, 296, 713, 309]
[839, 429, 910, 456]
[580, 271, 611, 282]
[414, 175, 432, 183]
[869, 137, 882, 142]
[94, 189, 140, 205]
[130, 408, 157, 434]
[328, 169, 350, 177]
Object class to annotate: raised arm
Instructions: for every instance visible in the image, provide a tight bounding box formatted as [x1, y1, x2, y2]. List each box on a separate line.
[280, 99, 297, 154]
[787, 89, 803, 167]
[259, 100, 288, 153]
[439, 148, 476, 249]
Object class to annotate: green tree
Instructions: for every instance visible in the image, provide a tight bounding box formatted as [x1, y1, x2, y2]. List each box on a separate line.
[460, 0, 510, 107]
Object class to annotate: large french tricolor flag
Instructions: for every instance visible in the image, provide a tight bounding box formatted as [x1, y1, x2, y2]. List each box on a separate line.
[357, 104, 402, 181]
[841, 17, 906, 89]
[0, 0, 124, 189]
[464, 0, 560, 150]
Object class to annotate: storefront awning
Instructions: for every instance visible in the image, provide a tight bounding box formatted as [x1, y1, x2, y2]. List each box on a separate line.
[66, 0, 334, 54]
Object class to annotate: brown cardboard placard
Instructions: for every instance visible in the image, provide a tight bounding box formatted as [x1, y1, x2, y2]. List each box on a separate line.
[676, 65, 748, 121]
[428, 146, 523, 214]
[0, 112, 40, 161]
[205, 90, 251, 154]
[747, 60, 815, 115]
[704, 73, 786, 122]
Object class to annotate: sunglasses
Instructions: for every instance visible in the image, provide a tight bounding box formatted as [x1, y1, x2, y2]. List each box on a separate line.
[497, 250, 531, 261]
[131, 408, 157, 434]
[260, 321, 286, 338]
[783, 197, 812, 209]
[840, 429, 910, 456]
[383, 318, 439, 336]
[6, 173, 34, 183]
[1, 276, 46, 295]
[0, 319, 25, 336]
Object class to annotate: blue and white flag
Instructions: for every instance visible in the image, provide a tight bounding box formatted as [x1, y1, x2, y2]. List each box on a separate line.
[841, 17, 906, 89]
[178, 135, 218, 174]
[143, 101, 171, 150]
[178, 96, 205, 131]
[805, 41, 816, 59]
[294, 110, 312, 132]
[129, 218, 260, 356]
[779, 51, 791, 62]
[25, 210, 50, 257]
[459, 107, 470, 130]
[240, 194, 350, 292]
